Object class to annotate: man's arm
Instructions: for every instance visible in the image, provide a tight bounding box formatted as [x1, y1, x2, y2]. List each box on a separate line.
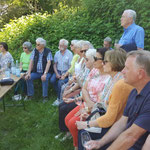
[44, 60, 51, 74]
[107, 124, 146, 150]
[87, 116, 128, 150]
[53, 63, 60, 79]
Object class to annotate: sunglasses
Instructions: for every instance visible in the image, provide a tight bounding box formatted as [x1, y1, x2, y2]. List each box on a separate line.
[94, 56, 103, 61]
[103, 60, 109, 64]
[80, 49, 87, 53]
[23, 47, 28, 49]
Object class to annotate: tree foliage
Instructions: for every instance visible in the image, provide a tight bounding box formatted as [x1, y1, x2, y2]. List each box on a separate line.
[0, 0, 150, 61]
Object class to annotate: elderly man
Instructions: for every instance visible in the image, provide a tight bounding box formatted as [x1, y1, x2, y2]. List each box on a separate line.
[115, 9, 145, 52]
[86, 50, 150, 150]
[103, 37, 112, 50]
[50, 39, 73, 106]
[25, 38, 53, 103]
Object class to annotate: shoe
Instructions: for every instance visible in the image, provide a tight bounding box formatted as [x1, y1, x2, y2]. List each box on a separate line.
[55, 133, 63, 139]
[60, 132, 72, 141]
[24, 96, 32, 101]
[52, 98, 60, 106]
[43, 97, 48, 103]
[12, 94, 22, 101]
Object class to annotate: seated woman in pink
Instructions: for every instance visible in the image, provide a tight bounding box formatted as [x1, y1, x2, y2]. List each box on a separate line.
[65, 48, 110, 150]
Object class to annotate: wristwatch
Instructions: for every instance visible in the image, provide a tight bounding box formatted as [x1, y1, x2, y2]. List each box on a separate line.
[44, 72, 47, 75]
[87, 121, 90, 128]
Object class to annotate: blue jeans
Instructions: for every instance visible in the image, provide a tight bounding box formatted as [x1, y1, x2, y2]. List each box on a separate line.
[26, 72, 51, 97]
[50, 71, 68, 99]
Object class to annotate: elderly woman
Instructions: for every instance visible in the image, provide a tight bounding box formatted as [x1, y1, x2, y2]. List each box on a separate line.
[62, 40, 93, 100]
[13, 42, 32, 100]
[76, 48, 134, 150]
[0, 42, 14, 71]
[57, 48, 96, 141]
[25, 38, 53, 102]
[65, 48, 110, 150]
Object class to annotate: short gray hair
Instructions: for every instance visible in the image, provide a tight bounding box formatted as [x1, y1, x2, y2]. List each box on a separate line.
[83, 41, 94, 49]
[59, 39, 69, 46]
[124, 9, 136, 22]
[104, 37, 112, 43]
[71, 40, 79, 45]
[36, 38, 46, 47]
[127, 50, 150, 76]
[74, 40, 84, 49]
[86, 49, 96, 62]
[23, 41, 32, 51]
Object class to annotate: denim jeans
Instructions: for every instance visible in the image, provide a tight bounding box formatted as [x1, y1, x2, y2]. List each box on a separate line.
[50, 71, 68, 100]
[26, 72, 51, 97]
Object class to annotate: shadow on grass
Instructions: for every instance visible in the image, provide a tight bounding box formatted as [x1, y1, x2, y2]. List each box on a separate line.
[0, 80, 73, 150]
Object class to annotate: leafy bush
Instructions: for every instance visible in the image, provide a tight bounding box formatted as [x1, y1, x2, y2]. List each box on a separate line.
[0, 0, 150, 61]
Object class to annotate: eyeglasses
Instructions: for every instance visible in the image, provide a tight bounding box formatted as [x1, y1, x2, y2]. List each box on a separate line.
[80, 49, 87, 53]
[93, 56, 103, 61]
[23, 47, 28, 49]
[103, 60, 109, 64]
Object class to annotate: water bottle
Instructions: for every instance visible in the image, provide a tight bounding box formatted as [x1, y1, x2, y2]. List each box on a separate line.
[11, 62, 16, 75]
[5, 66, 10, 78]
[15, 60, 20, 77]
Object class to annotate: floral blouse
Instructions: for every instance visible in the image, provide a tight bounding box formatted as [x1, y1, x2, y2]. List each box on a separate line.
[87, 71, 110, 103]
[0, 52, 14, 68]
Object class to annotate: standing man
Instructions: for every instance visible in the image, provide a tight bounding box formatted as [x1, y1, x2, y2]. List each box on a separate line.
[50, 39, 73, 106]
[115, 9, 145, 52]
[25, 38, 53, 103]
[86, 50, 150, 150]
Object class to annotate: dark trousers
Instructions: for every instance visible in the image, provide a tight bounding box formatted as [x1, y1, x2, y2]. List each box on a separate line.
[78, 128, 111, 150]
[59, 101, 77, 132]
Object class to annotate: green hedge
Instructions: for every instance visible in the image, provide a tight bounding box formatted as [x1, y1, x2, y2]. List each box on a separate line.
[0, 0, 150, 60]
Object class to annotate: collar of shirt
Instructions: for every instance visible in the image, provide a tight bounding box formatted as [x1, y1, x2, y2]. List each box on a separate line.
[123, 23, 136, 32]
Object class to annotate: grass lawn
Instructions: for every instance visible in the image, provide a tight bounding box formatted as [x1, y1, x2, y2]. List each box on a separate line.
[0, 84, 73, 150]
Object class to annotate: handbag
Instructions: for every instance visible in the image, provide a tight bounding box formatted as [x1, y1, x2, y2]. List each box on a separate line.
[86, 103, 106, 121]
[85, 103, 106, 133]
[0, 78, 14, 86]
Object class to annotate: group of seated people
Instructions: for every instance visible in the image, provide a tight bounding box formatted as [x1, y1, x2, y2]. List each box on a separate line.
[0, 37, 150, 150]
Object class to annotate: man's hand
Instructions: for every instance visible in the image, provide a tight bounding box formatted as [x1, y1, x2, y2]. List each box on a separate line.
[41, 74, 46, 81]
[85, 140, 101, 150]
[114, 44, 122, 49]
[56, 73, 61, 79]
[25, 73, 31, 80]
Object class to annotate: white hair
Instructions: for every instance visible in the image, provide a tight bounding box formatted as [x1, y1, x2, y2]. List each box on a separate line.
[74, 40, 84, 49]
[59, 39, 69, 46]
[124, 9, 136, 22]
[36, 38, 46, 47]
[83, 41, 94, 49]
[71, 40, 79, 45]
[86, 49, 96, 62]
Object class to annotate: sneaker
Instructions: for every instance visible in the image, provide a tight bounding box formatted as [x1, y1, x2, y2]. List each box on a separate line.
[24, 96, 32, 101]
[52, 98, 60, 106]
[60, 132, 72, 142]
[12, 94, 22, 101]
[43, 97, 48, 103]
[55, 133, 63, 139]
